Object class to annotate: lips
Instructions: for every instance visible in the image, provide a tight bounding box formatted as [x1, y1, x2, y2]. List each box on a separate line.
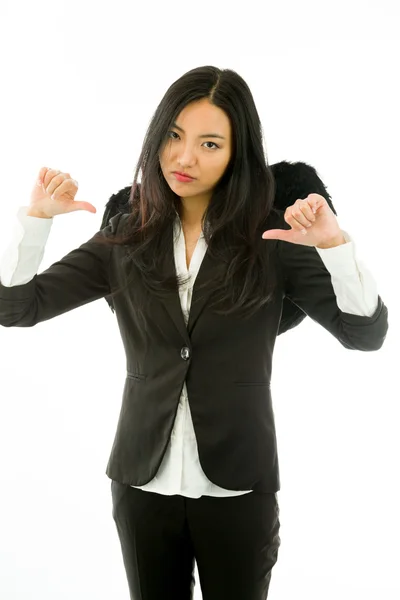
[174, 171, 195, 179]
[173, 171, 196, 183]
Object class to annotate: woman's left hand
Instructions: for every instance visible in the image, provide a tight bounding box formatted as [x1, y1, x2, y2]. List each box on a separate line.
[262, 193, 346, 248]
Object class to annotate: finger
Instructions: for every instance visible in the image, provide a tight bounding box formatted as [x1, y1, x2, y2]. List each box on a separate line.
[44, 172, 65, 196]
[306, 195, 321, 215]
[301, 198, 317, 221]
[284, 208, 308, 234]
[37, 167, 50, 186]
[49, 177, 78, 201]
[43, 168, 61, 191]
[262, 227, 312, 245]
[292, 200, 316, 228]
[68, 202, 97, 214]
[262, 228, 290, 240]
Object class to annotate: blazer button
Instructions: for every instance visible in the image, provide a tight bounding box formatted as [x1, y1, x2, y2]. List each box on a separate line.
[180, 346, 190, 360]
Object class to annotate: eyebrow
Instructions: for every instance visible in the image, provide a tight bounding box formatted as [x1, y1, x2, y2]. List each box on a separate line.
[172, 122, 226, 140]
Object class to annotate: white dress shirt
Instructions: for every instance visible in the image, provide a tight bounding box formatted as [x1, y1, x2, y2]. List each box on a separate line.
[0, 206, 380, 498]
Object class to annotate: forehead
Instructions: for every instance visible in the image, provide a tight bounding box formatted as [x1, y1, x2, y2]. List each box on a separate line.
[175, 99, 231, 135]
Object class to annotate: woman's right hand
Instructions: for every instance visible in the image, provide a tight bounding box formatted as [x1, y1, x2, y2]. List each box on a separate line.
[29, 167, 97, 218]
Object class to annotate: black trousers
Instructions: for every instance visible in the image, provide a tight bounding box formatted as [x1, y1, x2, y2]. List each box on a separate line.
[111, 481, 281, 600]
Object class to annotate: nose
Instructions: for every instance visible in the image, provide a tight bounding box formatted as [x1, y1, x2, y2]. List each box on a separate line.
[177, 143, 197, 169]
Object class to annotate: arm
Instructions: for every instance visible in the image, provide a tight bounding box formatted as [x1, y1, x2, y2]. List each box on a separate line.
[314, 230, 379, 317]
[0, 206, 122, 327]
[276, 214, 388, 351]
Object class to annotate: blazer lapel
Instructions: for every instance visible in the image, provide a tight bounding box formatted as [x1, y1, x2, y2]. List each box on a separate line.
[187, 248, 216, 335]
[162, 286, 190, 342]
[160, 221, 218, 340]
[161, 223, 189, 342]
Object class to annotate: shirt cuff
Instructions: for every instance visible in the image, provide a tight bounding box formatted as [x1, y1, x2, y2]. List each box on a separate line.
[0, 206, 53, 287]
[314, 229, 360, 277]
[315, 229, 379, 316]
[17, 206, 54, 245]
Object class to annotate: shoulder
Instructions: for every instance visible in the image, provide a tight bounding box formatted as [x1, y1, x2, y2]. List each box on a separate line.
[106, 212, 129, 236]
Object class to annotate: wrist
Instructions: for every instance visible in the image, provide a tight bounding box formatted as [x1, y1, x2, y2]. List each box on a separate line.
[316, 232, 347, 249]
[26, 207, 52, 219]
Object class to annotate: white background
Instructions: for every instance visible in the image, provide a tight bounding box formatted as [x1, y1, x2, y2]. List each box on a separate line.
[0, 0, 398, 598]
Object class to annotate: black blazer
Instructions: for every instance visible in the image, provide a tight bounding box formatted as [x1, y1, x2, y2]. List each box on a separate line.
[0, 209, 389, 493]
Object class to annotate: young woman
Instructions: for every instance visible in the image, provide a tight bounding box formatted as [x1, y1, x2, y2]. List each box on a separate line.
[0, 65, 388, 599]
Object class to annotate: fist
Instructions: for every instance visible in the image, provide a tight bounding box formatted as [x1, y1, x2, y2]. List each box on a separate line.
[262, 194, 345, 248]
[29, 167, 97, 218]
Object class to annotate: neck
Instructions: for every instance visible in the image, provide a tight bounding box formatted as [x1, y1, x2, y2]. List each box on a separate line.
[178, 194, 210, 229]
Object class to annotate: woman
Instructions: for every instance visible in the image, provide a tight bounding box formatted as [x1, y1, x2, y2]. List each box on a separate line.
[0, 65, 388, 599]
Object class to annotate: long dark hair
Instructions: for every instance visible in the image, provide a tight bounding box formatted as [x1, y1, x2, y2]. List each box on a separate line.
[96, 65, 279, 321]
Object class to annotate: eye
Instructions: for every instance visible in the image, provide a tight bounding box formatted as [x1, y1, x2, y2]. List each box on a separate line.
[167, 131, 220, 150]
[203, 141, 220, 150]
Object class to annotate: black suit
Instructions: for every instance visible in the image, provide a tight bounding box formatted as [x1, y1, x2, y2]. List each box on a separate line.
[0, 207, 389, 599]
[0, 209, 388, 494]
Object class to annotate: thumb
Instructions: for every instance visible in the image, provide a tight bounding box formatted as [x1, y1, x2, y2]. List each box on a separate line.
[67, 202, 97, 214]
[262, 229, 289, 241]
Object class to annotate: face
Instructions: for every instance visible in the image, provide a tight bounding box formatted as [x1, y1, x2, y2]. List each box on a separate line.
[159, 98, 232, 208]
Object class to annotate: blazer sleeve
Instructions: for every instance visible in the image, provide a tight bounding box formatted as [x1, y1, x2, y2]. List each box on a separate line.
[275, 215, 389, 351]
[0, 212, 123, 328]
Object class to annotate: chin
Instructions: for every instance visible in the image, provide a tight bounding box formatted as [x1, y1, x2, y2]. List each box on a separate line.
[170, 179, 196, 192]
